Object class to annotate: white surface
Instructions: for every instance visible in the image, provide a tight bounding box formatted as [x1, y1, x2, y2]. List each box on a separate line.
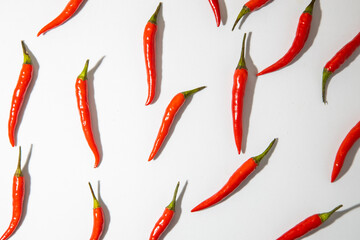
[0, 0, 359, 239]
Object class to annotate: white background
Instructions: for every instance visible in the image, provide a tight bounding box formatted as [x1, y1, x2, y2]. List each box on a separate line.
[0, 0, 359, 239]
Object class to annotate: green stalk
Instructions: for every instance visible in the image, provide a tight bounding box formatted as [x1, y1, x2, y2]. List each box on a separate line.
[319, 204, 342, 223]
[78, 59, 89, 81]
[252, 138, 277, 165]
[88, 182, 101, 209]
[181, 86, 206, 99]
[21, 41, 31, 65]
[166, 182, 180, 211]
[232, 6, 250, 31]
[149, 2, 162, 25]
[322, 68, 332, 104]
[236, 33, 247, 70]
[15, 147, 23, 177]
[304, 0, 316, 15]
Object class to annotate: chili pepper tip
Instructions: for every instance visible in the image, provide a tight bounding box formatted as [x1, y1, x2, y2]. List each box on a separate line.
[181, 86, 206, 99]
[232, 6, 250, 31]
[322, 69, 332, 104]
[319, 204, 342, 223]
[252, 138, 277, 165]
[166, 182, 180, 211]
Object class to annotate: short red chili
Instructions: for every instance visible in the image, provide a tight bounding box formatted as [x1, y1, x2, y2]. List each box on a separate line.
[144, 2, 162, 106]
[322, 32, 360, 103]
[208, 0, 221, 27]
[257, 0, 316, 76]
[8, 41, 33, 147]
[277, 205, 342, 240]
[191, 139, 276, 212]
[149, 182, 180, 240]
[0, 147, 25, 240]
[148, 86, 206, 161]
[37, 0, 85, 36]
[88, 182, 104, 240]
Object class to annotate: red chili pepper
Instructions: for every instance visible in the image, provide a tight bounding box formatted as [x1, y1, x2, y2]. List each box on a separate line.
[88, 182, 104, 240]
[208, 0, 221, 27]
[75, 60, 100, 168]
[232, 33, 248, 154]
[191, 139, 276, 212]
[144, 2, 162, 106]
[277, 205, 342, 240]
[232, 0, 271, 31]
[0, 147, 25, 240]
[322, 32, 360, 103]
[331, 121, 360, 182]
[149, 182, 179, 240]
[37, 0, 84, 36]
[8, 41, 33, 147]
[148, 86, 206, 161]
[257, 0, 316, 76]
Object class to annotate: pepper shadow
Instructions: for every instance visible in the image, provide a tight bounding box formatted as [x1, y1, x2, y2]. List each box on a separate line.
[87, 56, 105, 166]
[159, 181, 188, 240]
[17, 144, 33, 231]
[235, 0, 274, 30]
[150, 87, 206, 161]
[241, 32, 258, 154]
[14, 42, 39, 147]
[299, 203, 360, 239]
[97, 181, 110, 240]
[218, 0, 228, 25]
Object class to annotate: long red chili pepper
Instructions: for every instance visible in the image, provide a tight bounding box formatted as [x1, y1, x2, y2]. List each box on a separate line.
[0, 147, 25, 240]
[37, 0, 84, 36]
[75, 60, 100, 168]
[232, 0, 271, 31]
[148, 86, 206, 161]
[144, 2, 162, 106]
[322, 32, 360, 103]
[257, 0, 316, 76]
[88, 182, 104, 240]
[232, 33, 248, 154]
[191, 139, 276, 212]
[277, 205, 342, 240]
[8, 41, 33, 147]
[149, 182, 179, 240]
[331, 121, 360, 182]
[208, 0, 221, 27]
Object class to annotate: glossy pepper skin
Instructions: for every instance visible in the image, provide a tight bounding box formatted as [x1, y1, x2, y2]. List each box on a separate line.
[0, 147, 25, 240]
[88, 183, 104, 240]
[148, 86, 206, 161]
[75, 60, 100, 168]
[208, 0, 221, 27]
[277, 205, 342, 240]
[37, 0, 84, 36]
[322, 32, 360, 103]
[232, 0, 271, 31]
[144, 2, 162, 106]
[191, 139, 276, 212]
[257, 0, 316, 76]
[331, 121, 360, 182]
[149, 182, 180, 240]
[8, 41, 33, 147]
[232, 33, 248, 154]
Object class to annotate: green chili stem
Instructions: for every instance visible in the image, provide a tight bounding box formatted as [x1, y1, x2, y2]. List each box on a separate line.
[88, 182, 101, 209]
[166, 182, 180, 211]
[232, 6, 250, 31]
[149, 2, 162, 25]
[304, 0, 316, 15]
[236, 33, 247, 70]
[252, 138, 277, 165]
[322, 69, 332, 104]
[78, 59, 89, 81]
[21, 41, 31, 65]
[15, 146, 23, 177]
[182, 86, 206, 99]
[319, 204, 342, 223]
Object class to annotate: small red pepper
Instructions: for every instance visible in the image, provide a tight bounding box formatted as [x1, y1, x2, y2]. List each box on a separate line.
[148, 86, 206, 161]
[37, 0, 84, 36]
[144, 2, 162, 106]
[8, 41, 33, 147]
[75, 60, 101, 168]
[149, 182, 180, 240]
[277, 205, 342, 240]
[331, 121, 360, 182]
[88, 182, 104, 240]
[322, 32, 360, 103]
[0, 147, 25, 240]
[232, 33, 248, 154]
[208, 0, 221, 27]
[257, 0, 316, 76]
[191, 139, 276, 212]
[232, 0, 271, 31]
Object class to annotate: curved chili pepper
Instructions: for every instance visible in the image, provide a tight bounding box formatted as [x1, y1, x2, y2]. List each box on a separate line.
[88, 182, 104, 240]
[257, 0, 316, 76]
[331, 121, 360, 182]
[0, 147, 25, 240]
[148, 86, 206, 161]
[75, 60, 100, 168]
[8, 41, 33, 147]
[232, 0, 271, 31]
[208, 0, 221, 27]
[232, 33, 248, 154]
[277, 205, 342, 240]
[322, 32, 360, 103]
[144, 2, 162, 106]
[37, 0, 84, 36]
[191, 139, 276, 212]
[149, 182, 179, 240]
